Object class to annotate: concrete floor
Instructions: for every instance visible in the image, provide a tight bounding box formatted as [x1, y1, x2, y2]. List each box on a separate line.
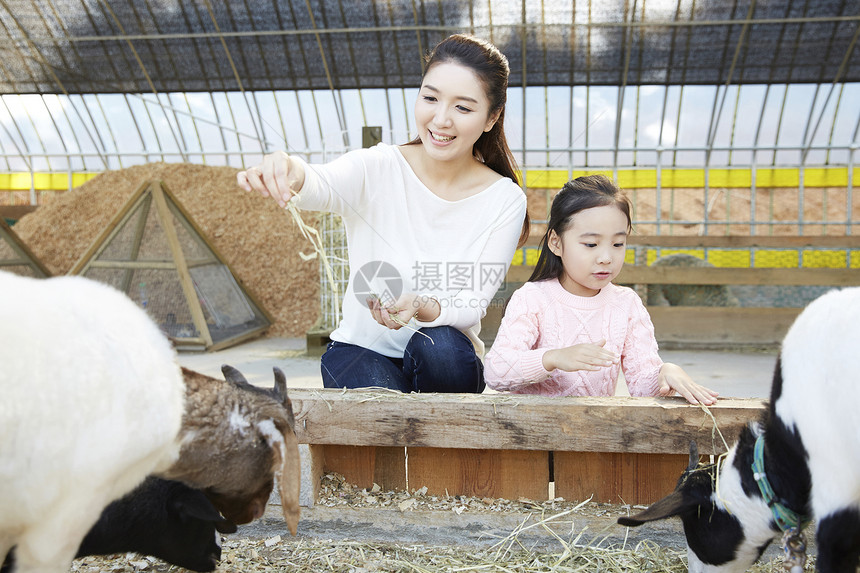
[176, 336, 780, 399]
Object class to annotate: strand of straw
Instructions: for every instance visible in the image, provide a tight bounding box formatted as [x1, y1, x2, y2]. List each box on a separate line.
[698, 403, 730, 453]
[370, 293, 434, 344]
[285, 199, 338, 297]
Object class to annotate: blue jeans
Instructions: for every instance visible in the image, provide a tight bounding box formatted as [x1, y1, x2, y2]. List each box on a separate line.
[320, 326, 485, 393]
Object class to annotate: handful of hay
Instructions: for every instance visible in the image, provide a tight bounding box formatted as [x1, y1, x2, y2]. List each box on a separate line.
[285, 198, 337, 298]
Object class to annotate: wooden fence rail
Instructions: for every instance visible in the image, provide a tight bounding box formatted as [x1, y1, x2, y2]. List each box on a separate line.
[292, 389, 766, 505]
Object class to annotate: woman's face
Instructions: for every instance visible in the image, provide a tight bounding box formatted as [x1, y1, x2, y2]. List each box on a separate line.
[414, 61, 500, 162]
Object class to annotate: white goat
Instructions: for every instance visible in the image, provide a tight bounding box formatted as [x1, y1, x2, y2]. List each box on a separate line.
[0, 272, 301, 573]
[618, 287, 860, 572]
[0, 272, 185, 572]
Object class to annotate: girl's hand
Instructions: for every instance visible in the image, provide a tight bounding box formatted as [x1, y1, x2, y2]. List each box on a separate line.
[542, 339, 619, 373]
[237, 151, 305, 208]
[658, 362, 719, 406]
[366, 293, 441, 330]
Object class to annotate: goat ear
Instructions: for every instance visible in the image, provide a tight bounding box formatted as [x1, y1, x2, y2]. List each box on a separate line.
[169, 489, 238, 534]
[270, 419, 301, 536]
[688, 440, 700, 470]
[617, 490, 697, 526]
[214, 517, 239, 534]
[215, 517, 239, 534]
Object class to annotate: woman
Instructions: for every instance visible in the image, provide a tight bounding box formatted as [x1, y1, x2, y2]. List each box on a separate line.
[238, 34, 528, 393]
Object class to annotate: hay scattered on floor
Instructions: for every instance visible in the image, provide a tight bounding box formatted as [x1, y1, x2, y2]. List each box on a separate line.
[316, 472, 629, 518]
[70, 535, 813, 572]
[69, 472, 815, 572]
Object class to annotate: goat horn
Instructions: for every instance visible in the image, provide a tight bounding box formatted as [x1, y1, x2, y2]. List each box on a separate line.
[220, 364, 249, 385]
[271, 367, 287, 402]
[271, 368, 295, 429]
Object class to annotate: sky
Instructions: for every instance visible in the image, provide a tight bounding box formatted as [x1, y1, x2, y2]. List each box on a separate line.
[1, 80, 859, 174]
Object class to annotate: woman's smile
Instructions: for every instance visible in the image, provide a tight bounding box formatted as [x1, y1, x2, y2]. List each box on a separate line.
[429, 130, 455, 143]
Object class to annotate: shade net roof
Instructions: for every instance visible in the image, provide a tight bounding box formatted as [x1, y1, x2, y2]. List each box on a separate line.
[1, 0, 858, 96]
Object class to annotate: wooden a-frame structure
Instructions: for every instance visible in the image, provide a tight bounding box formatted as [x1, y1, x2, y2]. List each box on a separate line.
[70, 180, 272, 351]
[0, 217, 51, 278]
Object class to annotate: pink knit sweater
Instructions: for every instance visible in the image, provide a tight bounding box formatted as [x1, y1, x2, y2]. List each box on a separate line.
[484, 279, 663, 397]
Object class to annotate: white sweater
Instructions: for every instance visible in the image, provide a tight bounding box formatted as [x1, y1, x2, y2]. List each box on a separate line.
[293, 142, 526, 357]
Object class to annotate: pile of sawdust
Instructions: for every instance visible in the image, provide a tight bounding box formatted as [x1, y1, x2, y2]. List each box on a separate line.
[12, 162, 320, 338]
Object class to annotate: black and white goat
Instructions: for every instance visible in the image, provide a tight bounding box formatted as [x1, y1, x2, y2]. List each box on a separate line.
[618, 287, 860, 572]
[1, 477, 237, 573]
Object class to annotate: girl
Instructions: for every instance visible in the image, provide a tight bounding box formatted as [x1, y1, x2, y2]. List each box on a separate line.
[484, 175, 718, 406]
[237, 34, 528, 394]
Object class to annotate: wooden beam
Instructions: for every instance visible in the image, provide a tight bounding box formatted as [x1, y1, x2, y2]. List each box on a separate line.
[0, 205, 38, 221]
[290, 390, 764, 456]
[519, 235, 860, 249]
[506, 265, 860, 285]
[619, 266, 860, 286]
[87, 260, 177, 270]
[69, 180, 152, 275]
[626, 235, 860, 248]
[159, 181, 275, 327]
[150, 182, 213, 348]
[0, 217, 50, 277]
[650, 306, 801, 346]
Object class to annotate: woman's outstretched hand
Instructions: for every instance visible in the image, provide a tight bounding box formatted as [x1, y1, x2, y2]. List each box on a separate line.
[237, 151, 305, 208]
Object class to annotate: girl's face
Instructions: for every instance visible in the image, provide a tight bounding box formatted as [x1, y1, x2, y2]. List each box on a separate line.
[414, 61, 500, 163]
[547, 204, 629, 297]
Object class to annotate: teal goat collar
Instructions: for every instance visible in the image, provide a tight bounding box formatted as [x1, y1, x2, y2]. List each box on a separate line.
[751, 433, 811, 532]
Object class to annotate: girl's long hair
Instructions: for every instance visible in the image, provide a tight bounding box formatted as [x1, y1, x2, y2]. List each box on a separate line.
[408, 34, 529, 247]
[529, 175, 633, 283]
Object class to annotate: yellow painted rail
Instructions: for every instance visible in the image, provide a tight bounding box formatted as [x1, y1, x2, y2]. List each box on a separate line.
[522, 166, 860, 189]
[1, 167, 858, 191]
[0, 172, 99, 190]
